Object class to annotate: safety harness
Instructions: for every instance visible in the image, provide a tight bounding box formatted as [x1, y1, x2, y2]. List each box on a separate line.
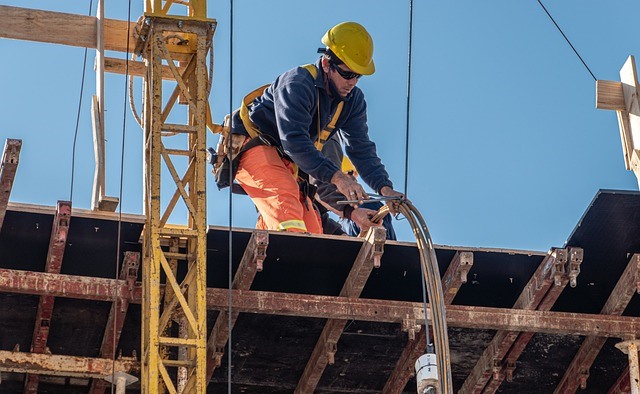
[213, 64, 345, 196]
[238, 64, 344, 152]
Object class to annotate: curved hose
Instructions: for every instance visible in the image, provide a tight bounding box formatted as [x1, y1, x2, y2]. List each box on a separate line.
[371, 201, 453, 393]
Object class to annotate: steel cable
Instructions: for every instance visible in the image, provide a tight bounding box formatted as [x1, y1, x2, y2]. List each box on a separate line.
[371, 201, 452, 393]
[398, 201, 452, 393]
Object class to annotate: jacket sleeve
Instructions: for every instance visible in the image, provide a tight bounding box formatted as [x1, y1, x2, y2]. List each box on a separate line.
[272, 76, 341, 182]
[316, 137, 349, 214]
[339, 90, 393, 193]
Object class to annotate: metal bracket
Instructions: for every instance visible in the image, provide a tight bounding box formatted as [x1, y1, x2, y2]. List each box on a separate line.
[213, 347, 224, 368]
[253, 230, 269, 272]
[371, 226, 386, 268]
[568, 247, 584, 288]
[552, 248, 568, 286]
[505, 360, 516, 382]
[491, 358, 502, 380]
[402, 318, 421, 341]
[326, 341, 338, 365]
[579, 369, 590, 390]
[459, 251, 473, 283]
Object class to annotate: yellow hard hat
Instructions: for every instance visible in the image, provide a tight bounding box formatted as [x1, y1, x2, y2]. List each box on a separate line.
[321, 22, 375, 76]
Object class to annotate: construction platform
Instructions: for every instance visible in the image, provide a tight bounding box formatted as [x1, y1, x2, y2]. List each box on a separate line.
[1, 189, 640, 393]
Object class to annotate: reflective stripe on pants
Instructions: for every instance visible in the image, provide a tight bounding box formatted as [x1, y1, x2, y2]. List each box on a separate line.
[235, 145, 322, 234]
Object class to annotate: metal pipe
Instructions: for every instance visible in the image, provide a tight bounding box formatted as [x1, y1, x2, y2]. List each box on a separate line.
[629, 341, 640, 394]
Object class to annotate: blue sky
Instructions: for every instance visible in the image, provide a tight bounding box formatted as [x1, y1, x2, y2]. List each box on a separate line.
[1, 1, 638, 251]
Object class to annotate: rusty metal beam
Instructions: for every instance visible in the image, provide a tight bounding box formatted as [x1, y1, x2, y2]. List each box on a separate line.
[382, 251, 473, 394]
[294, 226, 386, 394]
[2, 268, 640, 337]
[481, 247, 583, 393]
[0, 351, 137, 379]
[555, 253, 640, 394]
[205, 230, 268, 381]
[608, 366, 631, 394]
[88, 251, 140, 394]
[24, 201, 72, 393]
[0, 268, 135, 301]
[459, 248, 575, 393]
[0, 139, 21, 232]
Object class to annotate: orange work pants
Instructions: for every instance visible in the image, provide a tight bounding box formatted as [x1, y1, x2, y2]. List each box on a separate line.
[235, 145, 322, 234]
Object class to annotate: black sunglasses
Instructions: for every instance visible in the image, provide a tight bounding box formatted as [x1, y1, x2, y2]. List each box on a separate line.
[330, 63, 361, 80]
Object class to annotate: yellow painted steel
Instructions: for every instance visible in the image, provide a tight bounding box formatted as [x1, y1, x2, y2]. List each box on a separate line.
[138, 15, 214, 394]
[145, 0, 208, 21]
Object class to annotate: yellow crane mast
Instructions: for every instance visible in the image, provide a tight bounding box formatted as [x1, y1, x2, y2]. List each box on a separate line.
[135, 1, 214, 392]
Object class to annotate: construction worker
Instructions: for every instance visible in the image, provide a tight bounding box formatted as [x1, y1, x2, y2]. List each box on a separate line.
[229, 21, 404, 233]
[316, 135, 397, 240]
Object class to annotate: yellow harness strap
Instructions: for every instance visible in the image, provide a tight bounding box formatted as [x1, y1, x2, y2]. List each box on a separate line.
[313, 101, 344, 151]
[238, 64, 344, 149]
[239, 84, 270, 139]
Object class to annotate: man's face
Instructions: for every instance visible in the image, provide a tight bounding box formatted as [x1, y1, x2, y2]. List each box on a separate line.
[322, 58, 361, 99]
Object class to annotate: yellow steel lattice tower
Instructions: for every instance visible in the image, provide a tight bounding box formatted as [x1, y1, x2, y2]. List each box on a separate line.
[136, 1, 215, 392]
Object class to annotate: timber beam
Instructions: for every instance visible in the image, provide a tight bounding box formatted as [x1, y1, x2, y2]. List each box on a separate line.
[0, 5, 135, 53]
[382, 251, 473, 394]
[294, 226, 387, 394]
[205, 230, 268, 381]
[88, 251, 140, 394]
[595, 55, 640, 187]
[556, 253, 640, 393]
[0, 139, 21, 232]
[2, 268, 640, 337]
[0, 350, 137, 379]
[24, 201, 72, 393]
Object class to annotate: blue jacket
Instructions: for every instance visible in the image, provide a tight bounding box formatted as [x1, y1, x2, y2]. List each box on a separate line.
[231, 58, 393, 193]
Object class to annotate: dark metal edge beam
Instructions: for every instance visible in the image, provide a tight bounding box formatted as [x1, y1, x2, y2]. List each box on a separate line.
[205, 230, 268, 382]
[88, 251, 140, 394]
[294, 227, 386, 394]
[382, 251, 473, 394]
[557, 253, 640, 394]
[24, 201, 71, 393]
[0, 139, 22, 232]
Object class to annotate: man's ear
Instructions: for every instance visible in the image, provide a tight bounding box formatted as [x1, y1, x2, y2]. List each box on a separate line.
[321, 56, 330, 73]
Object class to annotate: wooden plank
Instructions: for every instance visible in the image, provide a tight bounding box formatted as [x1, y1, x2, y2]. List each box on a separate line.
[382, 251, 473, 394]
[620, 56, 640, 174]
[554, 254, 640, 394]
[294, 227, 387, 394]
[205, 231, 268, 382]
[104, 57, 179, 79]
[596, 80, 625, 110]
[0, 5, 135, 53]
[0, 139, 21, 232]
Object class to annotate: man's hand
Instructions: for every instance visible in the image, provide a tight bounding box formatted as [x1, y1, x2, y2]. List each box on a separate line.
[331, 170, 368, 205]
[350, 207, 379, 233]
[380, 185, 405, 215]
